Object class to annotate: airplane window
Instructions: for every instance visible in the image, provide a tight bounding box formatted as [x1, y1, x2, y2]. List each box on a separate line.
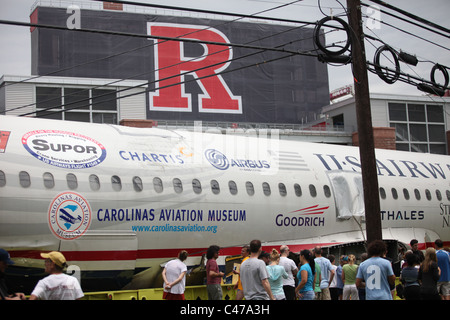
[279, 183, 287, 197]
[229, 181, 238, 195]
[19, 171, 31, 188]
[111, 175, 122, 191]
[246, 181, 254, 196]
[436, 190, 442, 201]
[294, 184, 302, 197]
[43, 172, 55, 189]
[262, 182, 271, 196]
[414, 189, 421, 201]
[391, 188, 398, 200]
[153, 177, 163, 193]
[66, 173, 78, 190]
[379, 187, 386, 199]
[323, 185, 331, 198]
[211, 180, 220, 195]
[89, 174, 100, 191]
[173, 178, 183, 194]
[425, 189, 432, 201]
[309, 184, 317, 197]
[192, 179, 202, 194]
[447, 190, 450, 201]
[0, 171, 5, 187]
[403, 188, 410, 200]
[133, 176, 143, 192]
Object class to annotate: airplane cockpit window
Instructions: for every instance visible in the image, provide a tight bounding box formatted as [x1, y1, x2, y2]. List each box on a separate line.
[323, 185, 331, 198]
[173, 178, 183, 194]
[19, 171, 31, 188]
[211, 180, 220, 195]
[0, 171, 6, 187]
[153, 177, 163, 193]
[403, 188, 410, 200]
[262, 182, 271, 196]
[192, 179, 202, 194]
[414, 189, 421, 201]
[436, 190, 442, 201]
[43, 172, 55, 189]
[66, 173, 78, 190]
[246, 181, 255, 196]
[279, 183, 287, 197]
[379, 187, 386, 199]
[89, 174, 100, 191]
[309, 184, 317, 197]
[111, 175, 122, 191]
[229, 181, 238, 195]
[391, 188, 398, 200]
[133, 176, 143, 192]
[294, 183, 302, 197]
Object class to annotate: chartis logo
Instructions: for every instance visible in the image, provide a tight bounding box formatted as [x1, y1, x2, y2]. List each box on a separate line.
[22, 130, 106, 169]
[48, 192, 92, 240]
[204, 148, 271, 172]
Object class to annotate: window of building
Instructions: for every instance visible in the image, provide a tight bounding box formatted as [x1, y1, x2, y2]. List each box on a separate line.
[111, 175, 122, 191]
[19, 171, 31, 188]
[388, 102, 446, 154]
[192, 179, 202, 194]
[43, 172, 55, 189]
[89, 174, 100, 191]
[153, 177, 163, 193]
[133, 176, 143, 192]
[35, 86, 118, 124]
[211, 180, 220, 195]
[246, 181, 255, 196]
[66, 173, 78, 190]
[262, 182, 271, 196]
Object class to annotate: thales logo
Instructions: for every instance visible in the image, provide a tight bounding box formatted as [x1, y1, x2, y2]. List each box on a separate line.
[204, 149, 270, 171]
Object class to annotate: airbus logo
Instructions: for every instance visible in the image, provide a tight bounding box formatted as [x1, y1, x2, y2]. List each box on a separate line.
[205, 149, 229, 170]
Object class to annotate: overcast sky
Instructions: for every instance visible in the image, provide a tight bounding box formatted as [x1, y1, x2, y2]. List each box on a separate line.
[0, 0, 448, 97]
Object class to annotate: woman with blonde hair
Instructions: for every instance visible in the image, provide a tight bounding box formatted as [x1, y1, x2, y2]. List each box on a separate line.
[418, 247, 441, 300]
[266, 249, 288, 300]
[342, 254, 359, 300]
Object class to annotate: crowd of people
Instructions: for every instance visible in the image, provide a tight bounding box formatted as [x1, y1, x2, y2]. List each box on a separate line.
[1, 237, 448, 301]
[163, 238, 449, 301]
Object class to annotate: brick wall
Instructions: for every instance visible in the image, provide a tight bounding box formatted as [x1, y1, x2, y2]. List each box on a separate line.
[352, 127, 396, 150]
[119, 119, 155, 128]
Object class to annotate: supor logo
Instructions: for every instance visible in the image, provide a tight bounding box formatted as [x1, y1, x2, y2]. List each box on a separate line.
[22, 130, 107, 169]
[48, 192, 92, 240]
[205, 149, 229, 170]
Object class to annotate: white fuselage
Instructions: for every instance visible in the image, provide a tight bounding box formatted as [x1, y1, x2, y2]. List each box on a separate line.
[0, 115, 449, 289]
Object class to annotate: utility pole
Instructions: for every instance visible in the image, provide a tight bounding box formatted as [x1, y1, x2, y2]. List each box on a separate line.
[346, 0, 382, 244]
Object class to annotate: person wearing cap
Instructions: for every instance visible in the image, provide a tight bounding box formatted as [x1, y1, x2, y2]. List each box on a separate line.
[29, 251, 84, 300]
[0, 248, 26, 300]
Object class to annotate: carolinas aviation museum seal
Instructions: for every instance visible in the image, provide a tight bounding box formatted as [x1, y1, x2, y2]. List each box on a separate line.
[48, 192, 92, 240]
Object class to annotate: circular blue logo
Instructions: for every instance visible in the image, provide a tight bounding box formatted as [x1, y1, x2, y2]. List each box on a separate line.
[205, 149, 229, 170]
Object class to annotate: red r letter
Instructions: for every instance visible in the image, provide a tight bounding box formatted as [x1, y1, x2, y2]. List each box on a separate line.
[148, 23, 242, 113]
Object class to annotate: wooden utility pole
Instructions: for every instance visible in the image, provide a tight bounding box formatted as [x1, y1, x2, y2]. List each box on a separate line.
[346, 0, 382, 244]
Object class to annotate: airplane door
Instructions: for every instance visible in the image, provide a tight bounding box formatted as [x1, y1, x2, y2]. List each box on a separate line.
[327, 171, 365, 220]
